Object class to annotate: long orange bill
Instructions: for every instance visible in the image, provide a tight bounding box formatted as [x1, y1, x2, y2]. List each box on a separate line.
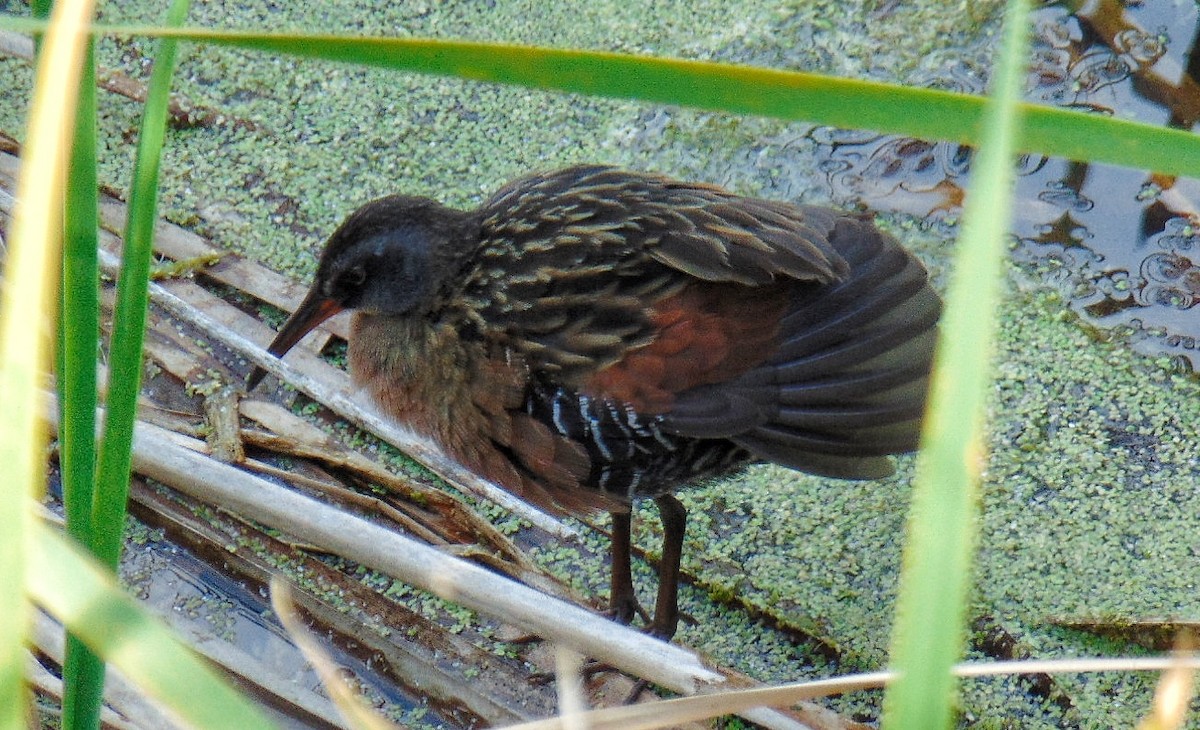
[245, 292, 343, 390]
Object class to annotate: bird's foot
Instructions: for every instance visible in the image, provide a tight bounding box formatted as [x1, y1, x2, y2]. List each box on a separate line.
[604, 594, 652, 627]
[530, 657, 655, 704]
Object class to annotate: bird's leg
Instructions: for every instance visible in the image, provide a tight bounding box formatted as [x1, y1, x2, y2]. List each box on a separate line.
[564, 500, 685, 701]
[599, 495, 688, 702]
[607, 498, 686, 637]
[535, 512, 642, 688]
[607, 510, 645, 625]
[647, 494, 686, 640]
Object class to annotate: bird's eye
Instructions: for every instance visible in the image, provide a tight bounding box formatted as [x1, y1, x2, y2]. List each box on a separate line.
[326, 264, 368, 302]
[340, 265, 367, 289]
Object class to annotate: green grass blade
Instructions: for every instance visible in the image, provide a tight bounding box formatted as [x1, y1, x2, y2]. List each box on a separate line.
[146, 28, 988, 141]
[880, 1, 1030, 728]
[92, 0, 190, 570]
[2, 18, 1199, 177]
[0, 0, 96, 725]
[59, 35, 106, 730]
[59, 43, 98, 559]
[29, 521, 275, 729]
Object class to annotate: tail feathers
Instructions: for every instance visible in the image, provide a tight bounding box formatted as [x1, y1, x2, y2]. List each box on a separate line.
[731, 437, 898, 480]
[777, 363, 930, 405]
[667, 375, 927, 437]
[774, 385, 928, 430]
[741, 415, 924, 456]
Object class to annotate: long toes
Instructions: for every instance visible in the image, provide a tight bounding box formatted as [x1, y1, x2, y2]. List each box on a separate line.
[643, 624, 676, 641]
[534, 658, 618, 684]
[623, 679, 652, 704]
[579, 661, 657, 704]
[605, 596, 650, 626]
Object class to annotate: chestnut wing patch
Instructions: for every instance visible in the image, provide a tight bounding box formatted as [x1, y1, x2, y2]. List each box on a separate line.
[583, 281, 792, 415]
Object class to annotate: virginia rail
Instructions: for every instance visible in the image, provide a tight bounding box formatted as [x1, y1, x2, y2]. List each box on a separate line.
[251, 165, 942, 638]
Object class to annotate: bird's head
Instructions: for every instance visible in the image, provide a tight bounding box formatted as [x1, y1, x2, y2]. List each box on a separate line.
[247, 195, 476, 389]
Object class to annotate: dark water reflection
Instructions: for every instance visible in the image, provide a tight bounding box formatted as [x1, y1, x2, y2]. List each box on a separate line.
[805, 1, 1200, 368]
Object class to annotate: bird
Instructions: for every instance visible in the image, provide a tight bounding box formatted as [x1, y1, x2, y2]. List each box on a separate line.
[250, 164, 942, 639]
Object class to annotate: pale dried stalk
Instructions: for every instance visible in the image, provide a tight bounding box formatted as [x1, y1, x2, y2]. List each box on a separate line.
[135, 416, 720, 690]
